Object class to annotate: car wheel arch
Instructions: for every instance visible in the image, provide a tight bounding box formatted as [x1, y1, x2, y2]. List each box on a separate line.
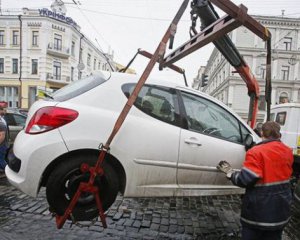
[40, 149, 126, 194]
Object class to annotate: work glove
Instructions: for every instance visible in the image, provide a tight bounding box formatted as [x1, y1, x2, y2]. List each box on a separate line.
[217, 160, 234, 179]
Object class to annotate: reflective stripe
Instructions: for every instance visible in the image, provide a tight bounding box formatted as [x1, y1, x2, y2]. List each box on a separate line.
[255, 180, 290, 187]
[241, 217, 291, 227]
[242, 167, 260, 178]
[233, 171, 239, 183]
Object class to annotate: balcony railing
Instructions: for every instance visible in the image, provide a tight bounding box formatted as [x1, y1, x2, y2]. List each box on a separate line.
[46, 73, 71, 85]
[47, 43, 70, 58]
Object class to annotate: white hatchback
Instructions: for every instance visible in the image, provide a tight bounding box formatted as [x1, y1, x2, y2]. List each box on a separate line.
[6, 71, 259, 221]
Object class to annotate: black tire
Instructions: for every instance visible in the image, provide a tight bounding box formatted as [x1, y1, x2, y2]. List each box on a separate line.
[46, 152, 119, 221]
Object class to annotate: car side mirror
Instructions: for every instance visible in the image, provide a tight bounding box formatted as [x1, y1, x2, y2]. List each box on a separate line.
[244, 134, 255, 151]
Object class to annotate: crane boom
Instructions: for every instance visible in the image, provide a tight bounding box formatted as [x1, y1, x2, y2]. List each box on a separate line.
[162, 0, 272, 128]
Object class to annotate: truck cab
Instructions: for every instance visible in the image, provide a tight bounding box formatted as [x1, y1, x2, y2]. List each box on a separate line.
[270, 103, 300, 163]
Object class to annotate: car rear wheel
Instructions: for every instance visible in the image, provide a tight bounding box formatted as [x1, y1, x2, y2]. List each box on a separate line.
[46, 153, 119, 221]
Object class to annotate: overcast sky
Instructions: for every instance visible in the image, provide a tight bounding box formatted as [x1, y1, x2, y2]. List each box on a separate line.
[2, 0, 300, 84]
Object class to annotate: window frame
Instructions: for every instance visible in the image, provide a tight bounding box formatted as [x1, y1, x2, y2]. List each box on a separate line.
[53, 61, 61, 80]
[32, 31, 38, 46]
[178, 90, 249, 145]
[281, 65, 290, 81]
[71, 41, 75, 56]
[275, 112, 286, 126]
[283, 37, 292, 51]
[87, 53, 91, 66]
[0, 30, 4, 45]
[31, 59, 38, 74]
[0, 58, 4, 73]
[12, 58, 18, 74]
[12, 30, 19, 45]
[122, 83, 182, 128]
[54, 33, 62, 50]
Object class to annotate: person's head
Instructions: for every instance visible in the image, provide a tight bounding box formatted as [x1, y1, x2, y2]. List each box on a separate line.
[254, 122, 263, 137]
[261, 121, 281, 140]
[0, 107, 6, 117]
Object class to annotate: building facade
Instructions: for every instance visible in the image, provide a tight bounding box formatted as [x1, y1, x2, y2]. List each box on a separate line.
[193, 15, 300, 122]
[0, 8, 115, 109]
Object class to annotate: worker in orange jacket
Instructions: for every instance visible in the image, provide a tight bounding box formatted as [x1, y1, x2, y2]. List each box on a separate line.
[217, 121, 293, 240]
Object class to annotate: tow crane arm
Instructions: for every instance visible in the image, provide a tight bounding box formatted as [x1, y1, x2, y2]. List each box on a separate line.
[161, 0, 272, 128]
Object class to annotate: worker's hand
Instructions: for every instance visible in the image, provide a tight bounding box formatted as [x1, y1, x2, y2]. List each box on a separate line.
[217, 160, 234, 179]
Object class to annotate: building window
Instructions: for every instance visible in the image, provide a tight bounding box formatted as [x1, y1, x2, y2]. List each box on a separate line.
[87, 53, 91, 66]
[32, 59, 38, 74]
[98, 62, 101, 70]
[54, 34, 62, 50]
[12, 30, 19, 45]
[279, 92, 289, 104]
[260, 64, 266, 79]
[0, 86, 19, 108]
[32, 31, 38, 46]
[0, 30, 4, 45]
[71, 41, 75, 56]
[281, 66, 290, 80]
[71, 67, 74, 81]
[94, 58, 96, 70]
[53, 61, 61, 80]
[12, 58, 18, 74]
[0, 58, 3, 73]
[283, 37, 292, 51]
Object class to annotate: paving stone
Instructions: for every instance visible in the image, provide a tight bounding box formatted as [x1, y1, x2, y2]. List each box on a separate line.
[132, 220, 141, 228]
[141, 220, 151, 228]
[124, 219, 134, 227]
[150, 223, 160, 231]
[0, 178, 295, 240]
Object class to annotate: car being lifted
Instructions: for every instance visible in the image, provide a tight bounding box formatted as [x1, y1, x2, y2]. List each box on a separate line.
[6, 0, 273, 227]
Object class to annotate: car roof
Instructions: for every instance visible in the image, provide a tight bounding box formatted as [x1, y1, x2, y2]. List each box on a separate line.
[101, 71, 187, 89]
[271, 103, 300, 109]
[101, 71, 251, 131]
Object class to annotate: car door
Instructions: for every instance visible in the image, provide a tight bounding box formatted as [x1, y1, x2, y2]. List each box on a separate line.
[177, 90, 249, 190]
[5, 113, 26, 143]
[119, 83, 182, 196]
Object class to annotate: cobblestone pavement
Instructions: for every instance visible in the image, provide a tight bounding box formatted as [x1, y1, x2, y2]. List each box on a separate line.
[0, 174, 298, 240]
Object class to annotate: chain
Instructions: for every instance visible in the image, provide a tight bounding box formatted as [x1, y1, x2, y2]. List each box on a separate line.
[189, 1, 199, 38]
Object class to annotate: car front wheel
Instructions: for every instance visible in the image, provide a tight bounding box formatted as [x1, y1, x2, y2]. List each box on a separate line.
[46, 152, 119, 221]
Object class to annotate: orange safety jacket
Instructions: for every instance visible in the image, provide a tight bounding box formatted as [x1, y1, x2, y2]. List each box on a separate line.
[231, 139, 293, 230]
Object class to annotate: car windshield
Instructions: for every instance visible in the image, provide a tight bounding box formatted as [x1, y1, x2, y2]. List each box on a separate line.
[50, 72, 108, 102]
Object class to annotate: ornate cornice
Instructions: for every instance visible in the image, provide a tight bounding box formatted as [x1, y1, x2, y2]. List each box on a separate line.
[253, 15, 300, 27]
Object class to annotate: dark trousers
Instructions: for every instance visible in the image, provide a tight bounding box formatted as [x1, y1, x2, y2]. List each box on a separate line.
[242, 226, 283, 240]
[0, 145, 7, 170]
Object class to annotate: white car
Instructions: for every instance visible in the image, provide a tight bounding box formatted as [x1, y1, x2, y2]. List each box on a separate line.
[6, 71, 259, 221]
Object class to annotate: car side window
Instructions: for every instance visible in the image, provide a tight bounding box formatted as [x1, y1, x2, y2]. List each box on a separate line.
[4, 114, 15, 126]
[181, 91, 244, 144]
[122, 84, 181, 127]
[13, 114, 26, 126]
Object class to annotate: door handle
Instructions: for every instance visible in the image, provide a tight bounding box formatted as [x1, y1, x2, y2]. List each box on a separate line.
[184, 137, 202, 146]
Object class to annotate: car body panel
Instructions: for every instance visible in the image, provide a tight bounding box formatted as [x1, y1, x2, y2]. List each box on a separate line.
[178, 129, 245, 187]
[6, 129, 68, 197]
[6, 71, 260, 198]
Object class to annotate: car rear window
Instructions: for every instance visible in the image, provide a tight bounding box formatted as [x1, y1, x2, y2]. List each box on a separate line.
[51, 73, 108, 102]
